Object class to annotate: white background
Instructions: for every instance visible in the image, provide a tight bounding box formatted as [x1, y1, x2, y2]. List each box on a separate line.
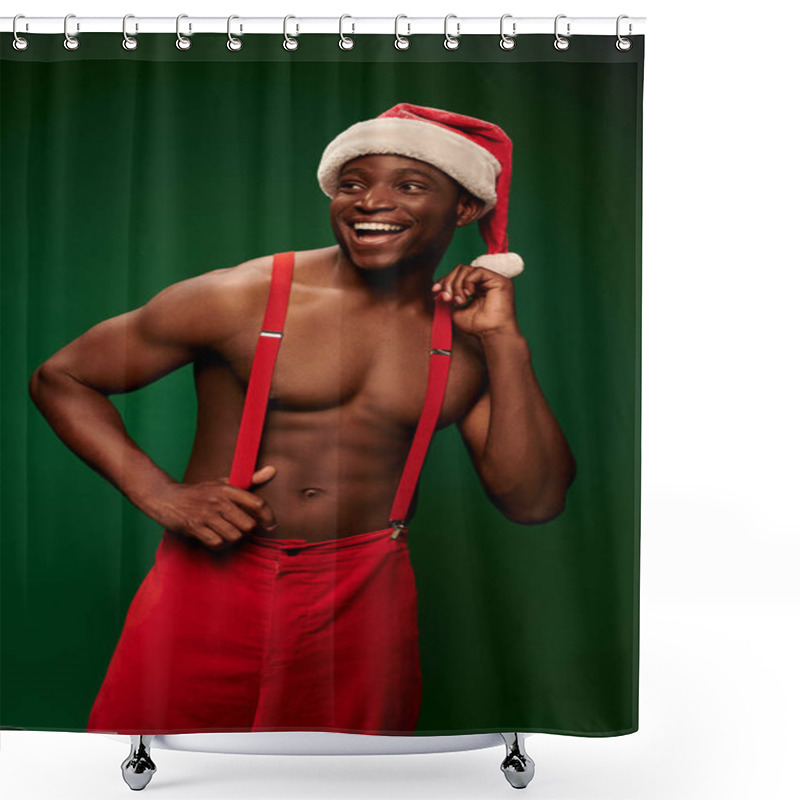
[2, 1, 798, 798]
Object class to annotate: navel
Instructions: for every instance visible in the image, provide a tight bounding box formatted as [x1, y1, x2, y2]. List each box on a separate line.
[300, 487, 326, 499]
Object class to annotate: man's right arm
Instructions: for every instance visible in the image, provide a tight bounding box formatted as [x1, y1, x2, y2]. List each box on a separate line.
[28, 268, 276, 547]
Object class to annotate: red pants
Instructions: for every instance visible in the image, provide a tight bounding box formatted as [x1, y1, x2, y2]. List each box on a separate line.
[86, 527, 422, 735]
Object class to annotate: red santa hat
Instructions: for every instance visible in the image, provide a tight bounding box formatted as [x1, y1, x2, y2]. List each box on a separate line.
[317, 103, 524, 279]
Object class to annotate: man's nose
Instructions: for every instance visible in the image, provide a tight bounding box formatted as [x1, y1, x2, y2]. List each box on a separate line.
[357, 184, 395, 210]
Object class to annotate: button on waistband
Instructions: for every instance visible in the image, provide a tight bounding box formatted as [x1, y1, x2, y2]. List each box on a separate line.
[284, 548, 301, 556]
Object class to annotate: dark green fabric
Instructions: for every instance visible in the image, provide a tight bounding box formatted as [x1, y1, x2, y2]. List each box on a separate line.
[1, 33, 643, 735]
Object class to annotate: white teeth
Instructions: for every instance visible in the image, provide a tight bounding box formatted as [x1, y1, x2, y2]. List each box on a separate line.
[353, 222, 405, 232]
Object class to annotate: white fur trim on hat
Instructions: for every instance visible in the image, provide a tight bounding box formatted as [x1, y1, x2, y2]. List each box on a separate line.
[470, 252, 525, 279]
[317, 118, 501, 217]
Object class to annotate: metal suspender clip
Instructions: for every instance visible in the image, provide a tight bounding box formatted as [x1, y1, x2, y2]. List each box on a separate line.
[260, 329, 284, 338]
[429, 348, 451, 356]
[390, 520, 408, 540]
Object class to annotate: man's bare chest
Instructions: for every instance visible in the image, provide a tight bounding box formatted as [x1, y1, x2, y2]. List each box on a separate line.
[204, 302, 485, 431]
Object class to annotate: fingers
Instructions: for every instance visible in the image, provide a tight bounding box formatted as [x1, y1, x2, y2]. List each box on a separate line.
[251, 464, 277, 484]
[206, 515, 245, 546]
[194, 500, 277, 549]
[433, 265, 482, 306]
[219, 502, 259, 535]
[214, 472, 278, 533]
[452, 271, 473, 306]
[223, 484, 265, 512]
[219, 465, 276, 488]
[194, 524, 228, 550]
[225, 496, 277, 532]
[223, 487, 277, 529]
[165, 478, 281, 549]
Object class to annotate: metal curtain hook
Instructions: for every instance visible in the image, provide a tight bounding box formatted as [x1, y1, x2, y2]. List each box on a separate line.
[176, 14, 192, 50]
[283, 15, 299, 50]
[554, 14, 570, 51]
[395, 15, 410, 50]
[122, 14, 138, 51]
[12, 14, 29, 51]
[500, 14, 516, 50]
[444, 14, 460, 50]
[64, 13, 80, 50]
[227, 15, 242, 51]
[339, 14, 355, 50]
[616, 15, 632, 51]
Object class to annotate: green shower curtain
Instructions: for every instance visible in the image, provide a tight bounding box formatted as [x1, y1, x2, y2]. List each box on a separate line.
[1, 32, 643, 736]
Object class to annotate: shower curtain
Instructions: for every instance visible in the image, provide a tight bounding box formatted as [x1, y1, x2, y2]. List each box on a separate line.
[0, 29, 643, 737]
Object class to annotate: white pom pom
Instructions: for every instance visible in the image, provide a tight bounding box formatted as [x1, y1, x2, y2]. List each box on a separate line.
[469, 252, 524, 279]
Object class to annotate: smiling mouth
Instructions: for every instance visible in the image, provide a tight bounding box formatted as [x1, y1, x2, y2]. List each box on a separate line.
[349, 221, 410, 244]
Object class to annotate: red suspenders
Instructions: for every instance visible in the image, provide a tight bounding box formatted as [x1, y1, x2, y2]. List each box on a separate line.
[387, 287, 452, 538]
[228, 251, 452, 538]
[228, 252, 295, 490]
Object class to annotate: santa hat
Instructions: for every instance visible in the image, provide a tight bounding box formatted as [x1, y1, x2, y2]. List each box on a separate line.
[317, 103, 524, 279]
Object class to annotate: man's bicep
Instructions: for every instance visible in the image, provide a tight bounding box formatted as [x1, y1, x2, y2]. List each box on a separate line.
[456, 387, 491, 464]
[44, 273, 235, 394]
[44, 307, 196, 394]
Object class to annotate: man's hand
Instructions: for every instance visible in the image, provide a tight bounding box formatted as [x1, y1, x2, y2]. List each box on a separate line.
[148, 465, 279, 550]
[432, 266, 520, 339]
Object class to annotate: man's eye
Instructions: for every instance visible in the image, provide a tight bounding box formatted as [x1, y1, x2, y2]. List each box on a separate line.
[400, 183, 425, 191]
[338, 180, 361, 190]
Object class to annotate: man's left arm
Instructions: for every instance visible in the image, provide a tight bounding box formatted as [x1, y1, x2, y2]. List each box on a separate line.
[434, 267, 576, 525]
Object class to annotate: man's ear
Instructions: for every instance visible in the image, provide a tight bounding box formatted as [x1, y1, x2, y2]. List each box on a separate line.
[455, 191, 485, 227]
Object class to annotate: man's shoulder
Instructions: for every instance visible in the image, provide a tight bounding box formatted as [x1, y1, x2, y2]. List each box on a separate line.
[177, 255, 275, 314]
[177, 248, 333, 320]
[207, 247, 336, 289]
[198, 254, 274, 288]
[140, 257, 273, 332]
[136, 251, 335, 349]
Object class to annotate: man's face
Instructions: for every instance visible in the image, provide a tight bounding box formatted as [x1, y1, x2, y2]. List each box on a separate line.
[329, 154, 483, 271]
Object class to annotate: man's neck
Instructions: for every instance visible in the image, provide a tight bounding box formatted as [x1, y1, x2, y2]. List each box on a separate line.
[325, 245, 440, 313]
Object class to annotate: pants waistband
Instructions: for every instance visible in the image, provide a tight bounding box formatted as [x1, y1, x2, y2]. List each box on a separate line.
[240, 526, 400, 556]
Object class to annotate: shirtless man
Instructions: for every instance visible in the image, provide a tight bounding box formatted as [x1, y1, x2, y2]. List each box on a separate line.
[28, 104, 575, 735]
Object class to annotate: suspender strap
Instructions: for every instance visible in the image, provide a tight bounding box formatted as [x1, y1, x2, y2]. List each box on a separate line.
[229, 257, 451, 535]
[388, 295, 453, 538]
[228, 252, 294, 489]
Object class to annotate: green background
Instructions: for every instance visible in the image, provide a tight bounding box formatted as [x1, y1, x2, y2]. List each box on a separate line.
[1, 33, 643, 735]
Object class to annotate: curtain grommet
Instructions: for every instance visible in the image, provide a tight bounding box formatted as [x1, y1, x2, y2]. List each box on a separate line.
[616, 15, 632, 51]
[227, 15, 243, 51]
[499, 14, 516, 50]
[122, 14, 138, 51]
[394, 15, 410, 50]
[63, 13, 80, 51]
[12, 15, 29, 51]
[339, 15, 355, 50]
[175, 14, 192, 50]
[283, 15, 299, 51]
[553, 14, 570, 51]
[444, 14, 460, 50]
